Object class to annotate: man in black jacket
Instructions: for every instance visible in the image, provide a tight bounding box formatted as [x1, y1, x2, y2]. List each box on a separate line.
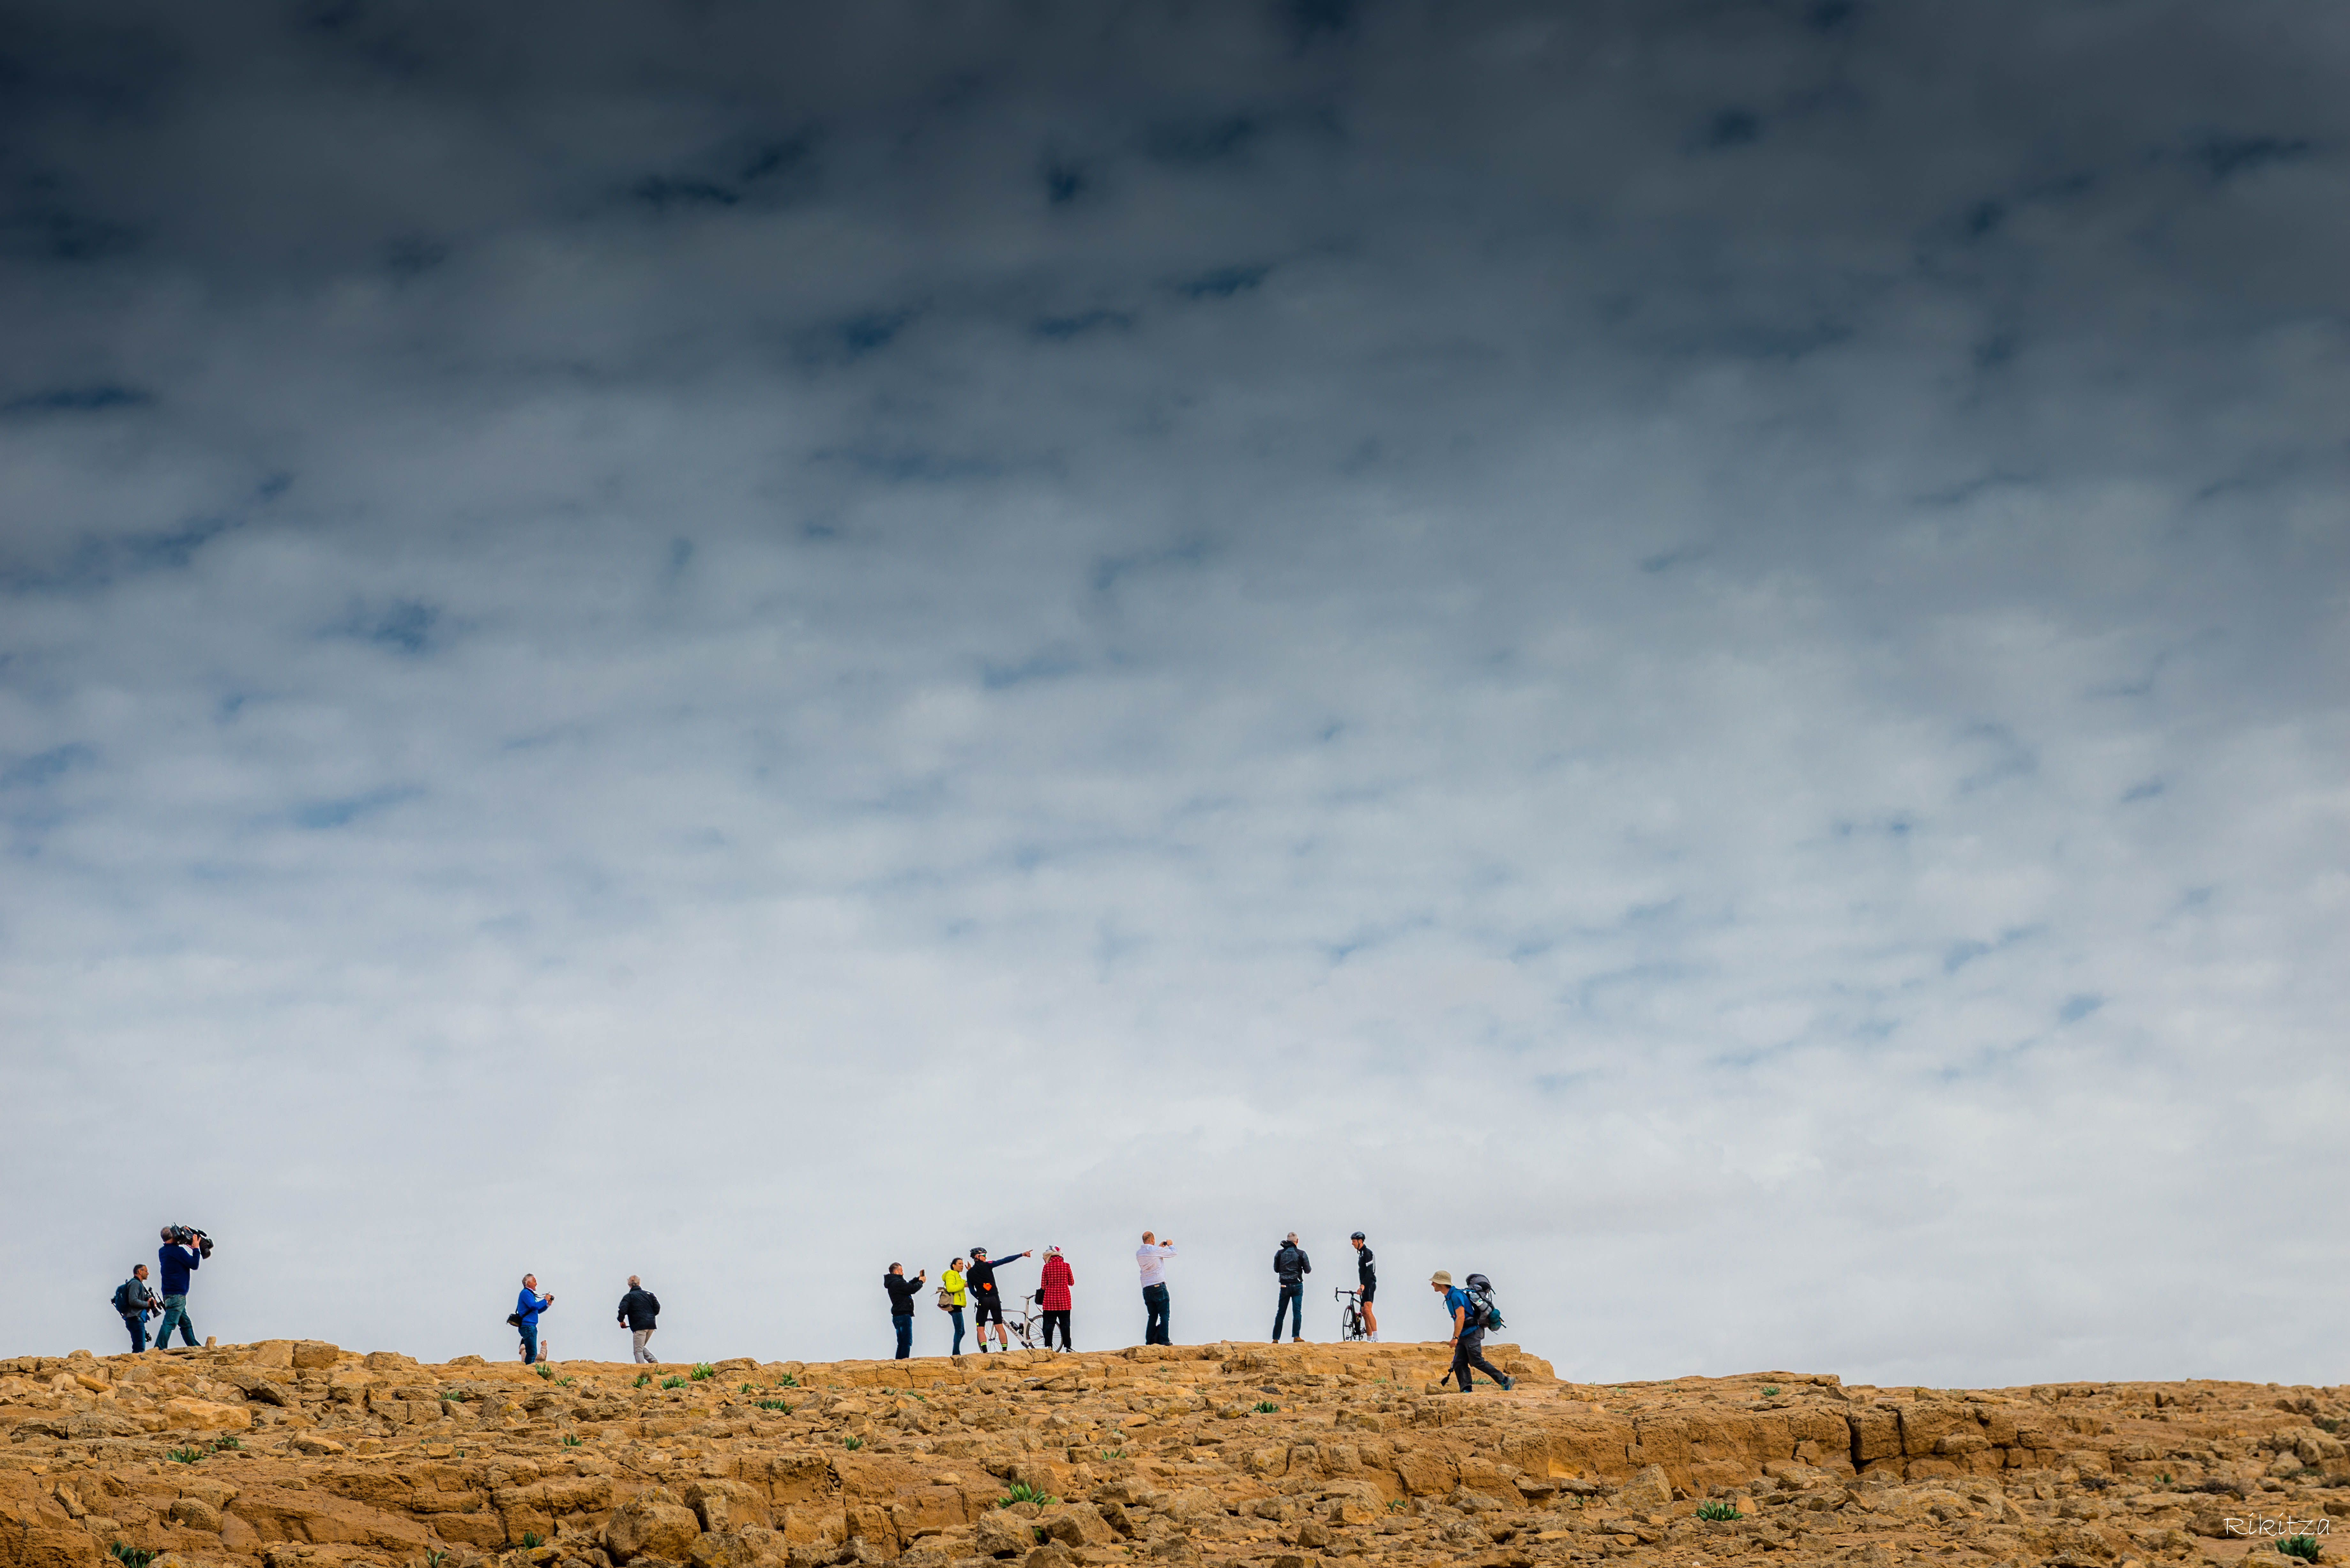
[1272, 1233, 1311, 1343]
[883, 1263, 927, 1360]
[617, 1276, 661, 1364]
[1351, 1232, 1379, 1341]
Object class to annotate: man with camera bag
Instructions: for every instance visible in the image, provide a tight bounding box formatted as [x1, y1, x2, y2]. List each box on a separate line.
[155, 1227, 207, 1350]
[513, 1274, 555, 1365]
[114, 1263, 158, 1353]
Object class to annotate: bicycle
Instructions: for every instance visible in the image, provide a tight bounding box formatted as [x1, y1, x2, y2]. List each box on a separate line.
[1335, 1288, 1368, 1343]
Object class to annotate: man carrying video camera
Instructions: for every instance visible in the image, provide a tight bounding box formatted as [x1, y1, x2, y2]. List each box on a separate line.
[155, 1226, 210, 1351]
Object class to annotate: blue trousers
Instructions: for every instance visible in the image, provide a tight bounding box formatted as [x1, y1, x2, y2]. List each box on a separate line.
[1272, 1284, 1303, 1341]
[949, 1308, 967, 1355]
[519, 1321, 540, 1364]
[893, 1314, 913, 1360]
[156, 1294, 197, 1348]
[123, 1313, 149, 1353]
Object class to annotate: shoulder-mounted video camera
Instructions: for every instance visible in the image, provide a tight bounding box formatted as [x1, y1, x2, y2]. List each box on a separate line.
[162, 1225, 215, 1258]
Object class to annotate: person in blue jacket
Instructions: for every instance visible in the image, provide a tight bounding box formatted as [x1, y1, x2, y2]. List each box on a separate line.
[154, 1229, 203, 1350]
[515, 1274, 556, 1365]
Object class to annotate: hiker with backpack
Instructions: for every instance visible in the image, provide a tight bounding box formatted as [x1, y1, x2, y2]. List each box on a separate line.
[112, 1264, 158, 1353]
[883, 1263, 927, 1359]
[513, 1274, 555, 1365]
[1429, 1270, 1513, 1391]
[1272, 1233, 1312, 1343]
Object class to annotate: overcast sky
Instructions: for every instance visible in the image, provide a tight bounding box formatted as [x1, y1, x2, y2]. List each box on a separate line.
[2, 1, 2345, 1385]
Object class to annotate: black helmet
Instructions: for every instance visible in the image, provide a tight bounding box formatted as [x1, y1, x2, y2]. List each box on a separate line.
[1350, 1231, 1366, 1240]
[970, 1245, 988, 1257]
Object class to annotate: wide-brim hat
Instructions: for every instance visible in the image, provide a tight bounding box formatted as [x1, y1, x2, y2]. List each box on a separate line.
[1429, 1270, 1453, 1286]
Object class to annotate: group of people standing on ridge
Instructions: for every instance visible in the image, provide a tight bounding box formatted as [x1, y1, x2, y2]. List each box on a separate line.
[111, 1224, 1511, 1396]
[886, 1244, 1067, 1360]
[886, 1238, 1160, 1360]
[872, 1230, 1509, 1393]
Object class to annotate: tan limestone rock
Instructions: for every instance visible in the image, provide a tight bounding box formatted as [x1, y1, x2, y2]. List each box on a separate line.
[161, 1396, 253, 1431]
[1614, 1464, 1674, 1512]
[608, 1490, 704, 1564]
[974, 1511, 1034, 1558]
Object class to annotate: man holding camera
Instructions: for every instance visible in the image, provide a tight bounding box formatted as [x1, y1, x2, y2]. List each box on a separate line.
[115, 1263, 159, 1353]
[154, 1227, 204, 1350]
[515, 1275, 555, 1365]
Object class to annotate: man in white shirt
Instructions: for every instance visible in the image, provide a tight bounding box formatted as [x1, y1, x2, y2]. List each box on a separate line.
[1136, 1231, 1177, 1345]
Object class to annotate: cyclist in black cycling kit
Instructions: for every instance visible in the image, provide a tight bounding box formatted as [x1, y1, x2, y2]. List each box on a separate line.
[1350, 1232, 1379, 1341]
[966, 1246, 1033, 1354]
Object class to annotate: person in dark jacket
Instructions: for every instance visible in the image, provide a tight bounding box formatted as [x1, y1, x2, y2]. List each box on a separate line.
[117, 1263, 158, 1353]
[965, 1246, 1032, 1354]
[883, 1263, 927, 1359]
[154, 1230, 202, 1350]
[1272, 1233, 1311, 1343]
[618, 1276, 661, 1364]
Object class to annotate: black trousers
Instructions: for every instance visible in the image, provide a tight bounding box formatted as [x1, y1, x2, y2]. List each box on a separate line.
[1141, 1282, 1170, 1344]
[1042, 1309, 1071, 1349]
[1450, 1329, 1509, 1389]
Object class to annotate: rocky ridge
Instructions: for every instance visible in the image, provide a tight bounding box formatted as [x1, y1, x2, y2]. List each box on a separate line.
[2, 1340, 2339, 1568]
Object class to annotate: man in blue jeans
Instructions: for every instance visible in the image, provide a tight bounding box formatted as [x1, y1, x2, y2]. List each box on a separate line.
[1136, 1232, 1176, 1346]
[118, 1263, 159, 1353]
[883, 1263, 926, 1360]
[1271, 1233, 1310, 1342]
[515, 1274, 555, 1364]
[154, 1230, 203, 1350]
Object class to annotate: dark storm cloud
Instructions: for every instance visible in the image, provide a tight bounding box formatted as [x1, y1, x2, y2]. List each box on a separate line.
[0, 0, 2345, 1376]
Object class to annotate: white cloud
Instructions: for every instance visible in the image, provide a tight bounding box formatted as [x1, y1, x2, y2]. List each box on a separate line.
[1, 0, 2344, 1383]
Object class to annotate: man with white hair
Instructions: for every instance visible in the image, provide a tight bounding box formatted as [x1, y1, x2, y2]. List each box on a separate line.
[618, 1276, 661, 1363]
[514, 1274, 555, 1365]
